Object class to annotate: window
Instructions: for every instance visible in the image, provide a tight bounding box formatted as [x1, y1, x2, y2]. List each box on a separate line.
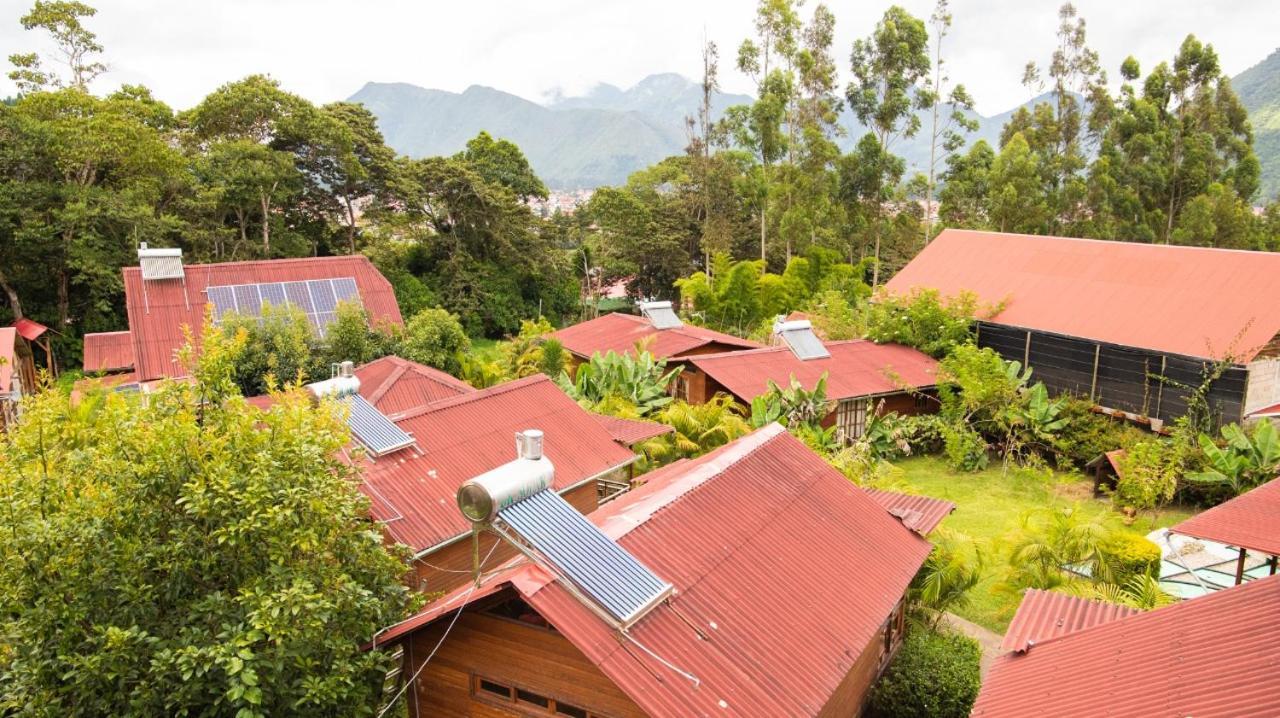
[471, 675, 608, 718]
[836, 398, 869, 443]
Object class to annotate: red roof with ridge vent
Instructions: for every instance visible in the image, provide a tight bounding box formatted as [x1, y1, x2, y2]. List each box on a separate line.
[864, 488, 955, 535]
[1171, 475, 1280, 556]
[688, 339, 938, 403]
[353, 355, 473, 414]
[122, 255, 402, 382]
[82, 331, 136, 373]
[358, 374, 636, 553]
[591, 413, 674, 446]
[974, 574, 1280, 717]
[552, 312, 760, 361]
[373, 425, 937, 716]
[886, 228, 1280, 361]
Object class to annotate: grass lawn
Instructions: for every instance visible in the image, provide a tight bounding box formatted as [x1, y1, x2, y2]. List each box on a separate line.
[893, 455, 1197, 634]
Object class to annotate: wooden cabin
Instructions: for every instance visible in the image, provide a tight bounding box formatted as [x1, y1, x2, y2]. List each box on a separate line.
[372, 425, 954, 717]
[887, 229, 1280, 429]
[682, 323, 939, 442]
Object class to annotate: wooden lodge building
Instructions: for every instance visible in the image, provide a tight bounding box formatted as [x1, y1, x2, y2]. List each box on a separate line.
[886, 229, 1280, 428]
[973, 576, 1280, 717]
[682, 320, 938, 441]
[551, 301, 760, 373]
[372, 424, 954, 717]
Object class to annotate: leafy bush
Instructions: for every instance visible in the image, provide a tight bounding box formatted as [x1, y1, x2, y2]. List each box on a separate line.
[1114, 439, 1181, 516]
[1052, 397, 1145, 468]
[221, 303, 317, 396]
[400, 307, 471, 375]
[825, 444, 908, 488]
[558, 350, 680, 416]
[942, 423, 989, 472]
[502, 316, 557, 378]
[1000, 506, 1121, 591]
[864, 288, 989, 358]
[896, 413, 949, 455]
[749, 374, 835, 430]
[803, 289, 863, 340]
[1187, 420, 1280, 496]
[868, 630, 982, 718]
[640, 396, 750, 464]
[1102, 533, 1162, 584]
[538, 338, 566, 377]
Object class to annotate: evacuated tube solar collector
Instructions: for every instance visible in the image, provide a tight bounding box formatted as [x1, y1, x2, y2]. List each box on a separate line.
[458, 429, 674, 630]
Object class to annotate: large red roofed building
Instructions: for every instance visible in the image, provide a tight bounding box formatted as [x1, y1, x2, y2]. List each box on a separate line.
[551, 311, 760, 369]
[357, 374, 640, 595]
[372, 424, 951, 717]
[1169, 475, 1280, 585]
[973, 576, 1280, 717]
[683, 338, 938, 440]
[886, 229, 1280, 427]
[82, 247, 402, 383]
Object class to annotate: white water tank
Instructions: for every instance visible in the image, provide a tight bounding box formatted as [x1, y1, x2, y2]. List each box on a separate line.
[458, 430, 554, 523]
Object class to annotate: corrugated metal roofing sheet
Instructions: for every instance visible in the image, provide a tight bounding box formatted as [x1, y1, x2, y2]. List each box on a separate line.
[82, 331, 136, 372]
[1248, 402, 1280, 418]
[0, 327, 15, 393]
[864, 489, 955, 535]
[885, 228, 1280, 361]
[551, 312, 761, 360]
[1171, 476, 1280, 556]
[379, 425, 936, 716]
[689, 339, 938, 402]
[973, 574, 1280, 717]
[359, 375, 637, 553]
[591, 413, 674, 445]
[355, 355, 473, 414]
[1000, 589, 1138, 652]
[122, 255, 402, 381]
[12, 318, 47, 342]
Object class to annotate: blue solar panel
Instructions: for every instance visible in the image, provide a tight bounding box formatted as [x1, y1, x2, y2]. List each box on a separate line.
[346, 394, 414, 456]
[309, 279, 338, 312]
[498, 489, 672, 626]
[206, 277, 361, 335]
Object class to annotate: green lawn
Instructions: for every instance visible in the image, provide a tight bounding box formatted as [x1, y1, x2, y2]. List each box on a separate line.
[893, 455, 1197, 633]
[469, 337, 505, 364]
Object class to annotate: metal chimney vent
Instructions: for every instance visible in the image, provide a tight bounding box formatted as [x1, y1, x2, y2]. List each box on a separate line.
[138, 244, 184, 280]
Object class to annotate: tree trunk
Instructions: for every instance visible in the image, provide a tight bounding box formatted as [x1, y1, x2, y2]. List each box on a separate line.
[57, 269, 69, 328]
[345, 195, 358, 254]
[0, 265, 23, 320]
[260, 193, 271, 257]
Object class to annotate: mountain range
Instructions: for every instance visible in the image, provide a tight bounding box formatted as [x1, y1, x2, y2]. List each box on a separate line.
[351, 55, 1280, 197]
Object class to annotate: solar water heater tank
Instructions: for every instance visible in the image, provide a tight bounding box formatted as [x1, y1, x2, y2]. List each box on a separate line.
[457, 430, 555, 523]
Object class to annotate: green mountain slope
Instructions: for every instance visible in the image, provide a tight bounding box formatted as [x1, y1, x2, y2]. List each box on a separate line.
[1233, 48, 1280, 202]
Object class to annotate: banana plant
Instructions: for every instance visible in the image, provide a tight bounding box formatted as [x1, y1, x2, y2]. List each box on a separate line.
[748, 373, 834, 429]
[1186, 420, 1280, 494]
[556, 350, 681, 416]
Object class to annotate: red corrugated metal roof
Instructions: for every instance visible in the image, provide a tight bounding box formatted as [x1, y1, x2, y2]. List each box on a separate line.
[885, 228, 1280, 361]
[82, 331, 135, 372]
[864, 489, 955, 535]
[973, 574, 1280, 717]
[552, 312, 760, 361]
[12, 318, 47, 342]
[122, 255, 403, 381]
[689, 339, 937, 403]
[355, 355, 473, 415]
[1000, 589, 1138, 652]
[1248, 402, 1280, 417]
[1171, 476, 1280, 556]
[378, 425, 935, 716]
[0, 327, 15, 393]
[591, 413, 674, 445]
[360, 374, 637, 553]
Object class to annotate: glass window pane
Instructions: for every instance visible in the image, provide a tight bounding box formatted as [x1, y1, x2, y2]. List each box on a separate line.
[517, 689, 550, 708]
[478, 678, 510, 699]
[556, 703, 588, 718]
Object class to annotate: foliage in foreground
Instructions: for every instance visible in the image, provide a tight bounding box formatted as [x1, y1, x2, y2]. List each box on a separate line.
[0, 324, 412, 716]
[557, 349, 680, 417]
[867, 630, 982, 718]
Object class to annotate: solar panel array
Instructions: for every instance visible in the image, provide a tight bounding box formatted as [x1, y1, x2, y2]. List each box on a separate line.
[639, 301, 683, 330]
[206, 278, 360, 336]
[779, 326, 830, 360]
[498, 489, 672, 626]
[346, 394, 415, 456]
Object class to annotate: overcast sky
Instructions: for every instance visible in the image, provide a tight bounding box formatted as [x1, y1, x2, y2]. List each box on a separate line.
[1, 0, 1275, 116]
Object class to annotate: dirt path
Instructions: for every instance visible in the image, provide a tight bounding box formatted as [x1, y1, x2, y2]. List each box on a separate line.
[942, 613, 1007, 677]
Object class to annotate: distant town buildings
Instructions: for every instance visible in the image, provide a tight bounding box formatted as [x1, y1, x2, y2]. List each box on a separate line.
[527, 188, 594, 217]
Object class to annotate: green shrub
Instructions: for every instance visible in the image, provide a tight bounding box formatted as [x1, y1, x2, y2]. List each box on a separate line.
[400, 307, 471, 375]
[1052, 397, 1144, 468]
[864, 288, 986, 358]
[942, 423, 988, 472]
[1102, 533, 1162, 584]
[897, 413, 948, 455]
[868, 630, 982, 718]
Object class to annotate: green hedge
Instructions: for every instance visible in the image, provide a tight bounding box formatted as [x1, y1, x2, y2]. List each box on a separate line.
[1104, 533, 1162, 583]
[868, 630, 982, 718]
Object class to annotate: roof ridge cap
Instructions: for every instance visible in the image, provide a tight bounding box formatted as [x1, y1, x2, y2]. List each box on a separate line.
[389, 374, 547, 421]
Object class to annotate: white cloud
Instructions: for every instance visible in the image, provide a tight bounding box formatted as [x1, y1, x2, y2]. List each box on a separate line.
[0, 0, 1274, 115]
